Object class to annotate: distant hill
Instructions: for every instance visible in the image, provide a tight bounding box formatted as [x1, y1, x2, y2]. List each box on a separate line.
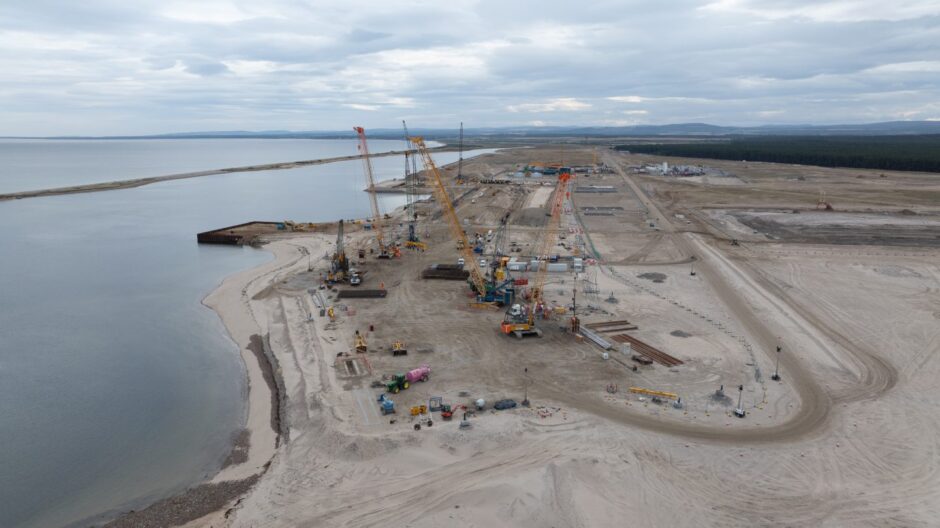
[19, 120, 940, 140]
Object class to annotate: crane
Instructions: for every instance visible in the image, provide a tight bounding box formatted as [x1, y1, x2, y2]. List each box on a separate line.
[402, 120, 427, 250]
[354, 126, 393, 258]
[329, 219, 348, 282]
[501, 168, 572, 338]
[409, 136, 489, 300]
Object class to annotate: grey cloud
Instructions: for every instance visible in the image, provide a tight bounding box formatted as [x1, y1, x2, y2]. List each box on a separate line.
[1, 0, 939, 134]
[182, 58, 230, 76]
[346, 28, 390, 43]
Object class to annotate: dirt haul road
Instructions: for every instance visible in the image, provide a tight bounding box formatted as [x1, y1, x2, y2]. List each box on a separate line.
[548, 151, 893, 445]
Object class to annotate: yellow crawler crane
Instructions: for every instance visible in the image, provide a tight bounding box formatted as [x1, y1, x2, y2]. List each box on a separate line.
[409, 136, 489, 300]
[354, 330, 367, 353]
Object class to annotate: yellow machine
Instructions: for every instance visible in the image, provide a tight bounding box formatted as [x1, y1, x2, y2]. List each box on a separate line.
[501, 169, 572, 338]
[629, 387, 679, 400]
[354, 331, 367, 353]
[327, 306, 336, 322]
[410, 405, 428, 416]
[392, 340, 407, 356]
[410, 137, 489, 300]
[405, 240, 428, 251]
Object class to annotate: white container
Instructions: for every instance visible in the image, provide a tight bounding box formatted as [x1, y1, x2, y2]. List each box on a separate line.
[546, 263, 568, 272]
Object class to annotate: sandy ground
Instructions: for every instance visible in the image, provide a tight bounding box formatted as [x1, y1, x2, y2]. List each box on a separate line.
[183, 146, 940, 527]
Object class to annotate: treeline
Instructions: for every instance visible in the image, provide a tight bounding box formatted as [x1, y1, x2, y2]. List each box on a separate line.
[615, 135, 940, 173]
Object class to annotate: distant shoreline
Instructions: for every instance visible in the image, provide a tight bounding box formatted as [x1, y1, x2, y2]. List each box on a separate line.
[0, 146, 458, 202]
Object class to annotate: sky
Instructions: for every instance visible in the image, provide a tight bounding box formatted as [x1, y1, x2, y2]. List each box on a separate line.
[1, 0, 940, 135]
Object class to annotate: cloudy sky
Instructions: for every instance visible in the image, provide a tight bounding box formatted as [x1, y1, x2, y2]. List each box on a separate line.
[2, 0, 939, 135]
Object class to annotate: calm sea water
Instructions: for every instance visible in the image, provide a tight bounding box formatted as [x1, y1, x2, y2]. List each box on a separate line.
[0, 139, 488, 528]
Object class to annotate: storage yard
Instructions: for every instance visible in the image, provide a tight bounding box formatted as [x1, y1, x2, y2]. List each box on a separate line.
[195, 142, 940, 526]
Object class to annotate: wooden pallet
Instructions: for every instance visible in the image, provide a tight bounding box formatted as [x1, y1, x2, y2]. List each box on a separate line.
[610, 334, 683, 367]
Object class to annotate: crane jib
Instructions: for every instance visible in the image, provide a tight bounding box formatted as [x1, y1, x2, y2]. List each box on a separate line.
[408, 136, 488, 298]
[354, 127, 386, 252]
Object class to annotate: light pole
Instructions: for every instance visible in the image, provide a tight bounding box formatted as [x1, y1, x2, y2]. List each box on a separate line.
[734, 384, 746, 418]
[522, 367, 530, 407]
[772, 343, 781, 381]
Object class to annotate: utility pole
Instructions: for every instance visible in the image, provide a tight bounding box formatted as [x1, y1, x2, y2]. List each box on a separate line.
[456, 122, 464, 183]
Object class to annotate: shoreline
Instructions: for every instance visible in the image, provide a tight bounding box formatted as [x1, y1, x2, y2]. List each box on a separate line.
[103, 235, 330, 527]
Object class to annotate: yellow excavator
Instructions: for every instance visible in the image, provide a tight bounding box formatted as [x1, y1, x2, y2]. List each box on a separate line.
[354, 331, 367, 353]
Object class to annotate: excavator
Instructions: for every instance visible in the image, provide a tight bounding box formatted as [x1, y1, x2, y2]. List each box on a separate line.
[501, 168, 572, 338]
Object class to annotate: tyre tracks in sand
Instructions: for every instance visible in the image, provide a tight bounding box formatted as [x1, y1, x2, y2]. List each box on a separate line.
[543, 153, 898, 446]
